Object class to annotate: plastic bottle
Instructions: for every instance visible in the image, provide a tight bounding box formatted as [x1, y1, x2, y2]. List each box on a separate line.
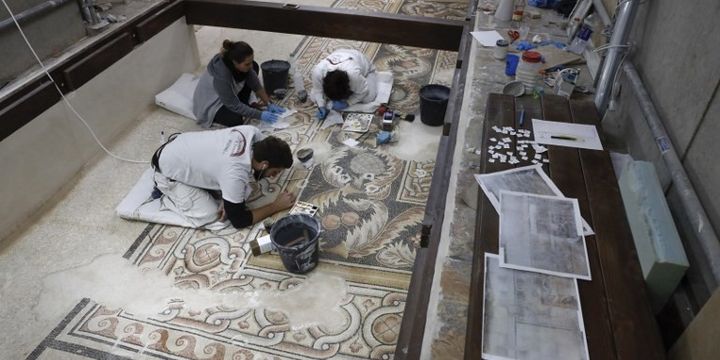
[567, 14, 597, 54]
[512, 0, 526, 22]
[515, 51, 543, 94]
[495, 0, 514, 21]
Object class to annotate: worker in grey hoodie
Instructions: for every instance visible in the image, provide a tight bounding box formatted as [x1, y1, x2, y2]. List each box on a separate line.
[193, 40, 285, 128]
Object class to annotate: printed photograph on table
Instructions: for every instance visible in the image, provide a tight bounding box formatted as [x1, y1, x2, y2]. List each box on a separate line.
[474, 164, 594, 235]
[498, 191, 591, 280]
[482, 253, 589, 360]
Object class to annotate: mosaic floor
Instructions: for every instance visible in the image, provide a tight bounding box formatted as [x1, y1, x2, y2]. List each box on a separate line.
[29, 0, 466, 359]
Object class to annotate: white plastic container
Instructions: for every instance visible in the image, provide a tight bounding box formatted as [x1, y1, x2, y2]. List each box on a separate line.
[495, 0, 514, 21]
[493, 39, 509, 60]
[515, 51, 543, 94]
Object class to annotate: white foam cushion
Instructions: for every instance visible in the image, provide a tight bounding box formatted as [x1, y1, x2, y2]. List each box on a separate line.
[154, 73, 200, 120]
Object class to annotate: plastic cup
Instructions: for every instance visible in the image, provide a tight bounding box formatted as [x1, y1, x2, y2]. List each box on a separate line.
[505, 54, 519, 76]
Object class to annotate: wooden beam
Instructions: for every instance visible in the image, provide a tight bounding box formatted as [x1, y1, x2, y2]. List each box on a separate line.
[184, 0, 465, 51]
[395, 17, 474, 359]
[0, 0, 184, 142]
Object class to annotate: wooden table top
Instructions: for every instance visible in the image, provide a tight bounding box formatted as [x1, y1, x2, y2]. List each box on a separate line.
[465, 93, 666, 360]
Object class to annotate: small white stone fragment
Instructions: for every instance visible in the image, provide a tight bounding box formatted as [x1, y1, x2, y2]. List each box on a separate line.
[543, 158, 550, 163]
[522, 156, 529, 161]
[489, 158, 496, 163]
[475, 149, 483, 155]
[490, 137, 497, 142]
[533, 144, 548, 153]
[534, 154, 542, 160]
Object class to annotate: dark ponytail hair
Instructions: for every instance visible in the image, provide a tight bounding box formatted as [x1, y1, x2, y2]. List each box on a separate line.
[221, 40, 254, 64]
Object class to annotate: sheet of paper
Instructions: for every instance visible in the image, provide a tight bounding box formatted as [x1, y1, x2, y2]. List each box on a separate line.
[470, 30, 504, 47]
[499, 191, 591, 280]
[474, 165, 594, 236]
[532, 119, 604, 150]
[482, 253, 589, 360]
[277, 109, 298, 119]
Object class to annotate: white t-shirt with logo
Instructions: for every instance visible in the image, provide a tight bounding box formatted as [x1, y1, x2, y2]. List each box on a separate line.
[158, 125, 261, 204]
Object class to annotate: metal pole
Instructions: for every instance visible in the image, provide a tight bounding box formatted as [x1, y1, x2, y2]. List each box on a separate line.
[0, 0, 73, 32]
[594, 0, 638, 114]
[623, 62, 720, 287]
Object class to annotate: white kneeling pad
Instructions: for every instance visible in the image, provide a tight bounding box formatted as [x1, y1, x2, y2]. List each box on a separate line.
[154, 73, 200, 120]
[116, 168, 229, 230]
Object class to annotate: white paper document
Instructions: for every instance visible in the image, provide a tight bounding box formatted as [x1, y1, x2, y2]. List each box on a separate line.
[532, 119, 603, 150]
[482, 253, 589, 360]
[499, 191, 591, 280]
[470, 30, 504, 47]
[474, 165, 594, 236]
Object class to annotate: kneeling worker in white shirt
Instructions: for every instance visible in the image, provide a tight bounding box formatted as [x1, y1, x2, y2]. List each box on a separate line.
[310, 48, 378, 119]
[151, 125, 295, 228]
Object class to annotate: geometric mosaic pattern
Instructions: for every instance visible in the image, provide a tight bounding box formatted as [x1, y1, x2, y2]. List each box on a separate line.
[29, 0, 466, 357]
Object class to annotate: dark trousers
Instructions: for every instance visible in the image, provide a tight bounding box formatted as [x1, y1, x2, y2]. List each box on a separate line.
[213, 61, 260, 127]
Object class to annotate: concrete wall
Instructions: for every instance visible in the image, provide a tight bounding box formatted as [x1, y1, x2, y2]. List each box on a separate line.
[0, 0, 86, 84]
[0, 18, 199, 242]
[601, 0, 720, 297]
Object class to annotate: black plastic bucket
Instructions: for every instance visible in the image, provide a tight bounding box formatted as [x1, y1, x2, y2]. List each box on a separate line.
[269, 214, 321, 274]
[260, 60, 291, 96]
[419, 84, 451, 126]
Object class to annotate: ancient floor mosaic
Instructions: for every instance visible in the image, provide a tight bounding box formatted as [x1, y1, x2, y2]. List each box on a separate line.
[29, 0, 467, 358]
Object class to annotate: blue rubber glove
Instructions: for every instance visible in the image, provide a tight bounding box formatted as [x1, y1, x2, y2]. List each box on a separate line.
[268, 103, 285, 114]
[261, 111, 279, 124]
[316, 107, 329, 120]
[331, 100, 349, 111]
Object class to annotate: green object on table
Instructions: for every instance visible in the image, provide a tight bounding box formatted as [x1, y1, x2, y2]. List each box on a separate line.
[619, 160, 689, 312]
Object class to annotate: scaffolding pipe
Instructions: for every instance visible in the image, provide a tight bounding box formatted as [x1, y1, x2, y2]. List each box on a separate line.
[594, 0, 638, 114]
[0, 0, 74, 32]
[623, 62, 720, 288]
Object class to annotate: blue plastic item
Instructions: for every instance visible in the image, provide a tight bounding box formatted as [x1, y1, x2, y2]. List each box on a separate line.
[261, 111, 279, 123]
[505, 54, 519, 76]
[316, 107, 328, 120]
[331, 100, 349, 110]
[268, 103, 285, 114]
[528, 0, 556, 8]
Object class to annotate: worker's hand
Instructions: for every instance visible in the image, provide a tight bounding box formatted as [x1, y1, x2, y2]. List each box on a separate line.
[268, 103, 286, 114]
[274, 192, 296, 211]
[331, 100, 349, 111]
[261, 111, 279, 124]
[316, 107, 329, 120]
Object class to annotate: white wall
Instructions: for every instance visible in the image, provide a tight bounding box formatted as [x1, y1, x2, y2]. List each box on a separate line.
[0, 18, 199, 242]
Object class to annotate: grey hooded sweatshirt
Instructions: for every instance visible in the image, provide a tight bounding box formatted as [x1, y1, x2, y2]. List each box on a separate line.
[193, 54, 263, 128]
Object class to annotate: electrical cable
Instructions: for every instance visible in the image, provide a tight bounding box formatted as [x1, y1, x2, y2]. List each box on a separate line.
[1, 0, 149, 164]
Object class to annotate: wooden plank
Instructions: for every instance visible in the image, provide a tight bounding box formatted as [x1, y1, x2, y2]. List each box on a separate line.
[541, 95, 616, 360]
[0, 80, 60, 139]
[134, 0, 185, 42]
[464, 93, 515, 359]
[570, 99, 666, 359]
[62, 33, 136, 91]
[184, 0, 465, 51]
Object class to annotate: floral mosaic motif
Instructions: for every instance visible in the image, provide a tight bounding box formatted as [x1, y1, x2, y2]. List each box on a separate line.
[31, 0, 467, 357]
[297, 130, 424, 271]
